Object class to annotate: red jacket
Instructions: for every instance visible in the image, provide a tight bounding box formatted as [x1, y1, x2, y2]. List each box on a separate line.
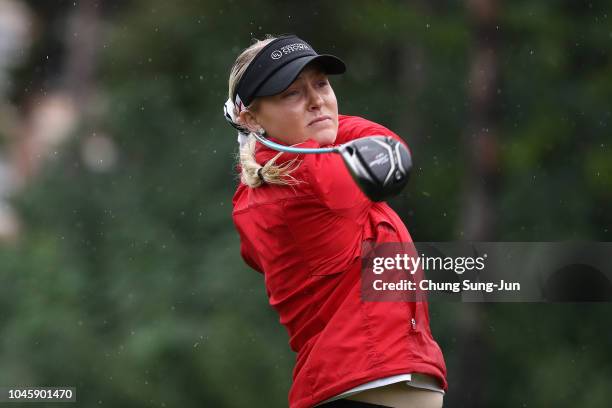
[232, 114, 447, 408]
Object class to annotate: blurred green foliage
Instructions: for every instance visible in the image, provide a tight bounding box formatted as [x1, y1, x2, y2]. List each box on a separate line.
[1, 0, 611, 407]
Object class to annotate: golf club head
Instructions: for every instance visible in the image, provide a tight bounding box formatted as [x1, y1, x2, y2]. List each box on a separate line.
[338, 136, 412, 202]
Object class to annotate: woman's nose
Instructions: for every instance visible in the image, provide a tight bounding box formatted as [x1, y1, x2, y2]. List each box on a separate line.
[307, 88, 324, 110]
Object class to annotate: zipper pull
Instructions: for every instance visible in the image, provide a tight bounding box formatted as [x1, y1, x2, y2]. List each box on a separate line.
[411, 318, 417, 330]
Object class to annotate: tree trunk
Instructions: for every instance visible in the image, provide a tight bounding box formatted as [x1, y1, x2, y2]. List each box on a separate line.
[448, 1, 500, 407]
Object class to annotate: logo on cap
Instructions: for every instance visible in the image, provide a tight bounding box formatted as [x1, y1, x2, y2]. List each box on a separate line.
[270, 43, 311, 60]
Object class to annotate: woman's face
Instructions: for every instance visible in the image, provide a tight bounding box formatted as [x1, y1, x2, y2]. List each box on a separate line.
[240, 63, 339, 146]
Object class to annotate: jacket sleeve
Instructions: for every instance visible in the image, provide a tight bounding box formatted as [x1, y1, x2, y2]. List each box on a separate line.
[300, 116, 409, 216]
[239, 238, 264, 274]
[302, 141, 371, 215]
[233, 214, 264, 274]
[335, 115, 410, 153]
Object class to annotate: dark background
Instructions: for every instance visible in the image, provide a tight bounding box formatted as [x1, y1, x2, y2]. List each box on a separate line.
[0, 0, 610, 406]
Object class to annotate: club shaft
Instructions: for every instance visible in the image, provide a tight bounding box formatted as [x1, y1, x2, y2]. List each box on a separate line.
[253, 132, 339, 154]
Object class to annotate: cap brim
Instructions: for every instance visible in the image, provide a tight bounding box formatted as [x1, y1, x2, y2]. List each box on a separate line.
[254, 54, 346, 98]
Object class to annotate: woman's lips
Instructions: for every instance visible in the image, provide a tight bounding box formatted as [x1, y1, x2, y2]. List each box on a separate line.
[308, 115, 332, 126]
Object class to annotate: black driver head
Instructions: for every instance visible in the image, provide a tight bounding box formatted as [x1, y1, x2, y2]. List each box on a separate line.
[338, 136, 412, 202]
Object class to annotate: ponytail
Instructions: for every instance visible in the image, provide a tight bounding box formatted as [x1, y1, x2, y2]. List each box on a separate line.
[237, 133, 301, 188]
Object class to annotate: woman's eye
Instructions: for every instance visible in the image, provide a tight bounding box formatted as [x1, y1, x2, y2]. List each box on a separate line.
[317, 80, 329, 87]
[283, 90, 299, 98]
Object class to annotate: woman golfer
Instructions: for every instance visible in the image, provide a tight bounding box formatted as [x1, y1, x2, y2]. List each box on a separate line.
[225, 35, 447, 408]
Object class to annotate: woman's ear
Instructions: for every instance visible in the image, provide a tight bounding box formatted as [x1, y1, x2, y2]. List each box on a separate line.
[238, 110, 261, 133]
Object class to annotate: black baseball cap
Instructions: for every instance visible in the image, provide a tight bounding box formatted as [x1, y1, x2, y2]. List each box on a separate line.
[234, 35, 346, 107]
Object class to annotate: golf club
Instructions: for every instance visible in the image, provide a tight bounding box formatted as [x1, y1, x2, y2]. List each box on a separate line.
[252, 131, 412, 202]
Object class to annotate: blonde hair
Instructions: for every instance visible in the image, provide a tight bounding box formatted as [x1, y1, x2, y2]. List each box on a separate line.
[228, 35, 301, 188]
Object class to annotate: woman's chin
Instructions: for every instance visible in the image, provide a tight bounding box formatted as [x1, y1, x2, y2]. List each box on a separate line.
[310, 129, 337, 146]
